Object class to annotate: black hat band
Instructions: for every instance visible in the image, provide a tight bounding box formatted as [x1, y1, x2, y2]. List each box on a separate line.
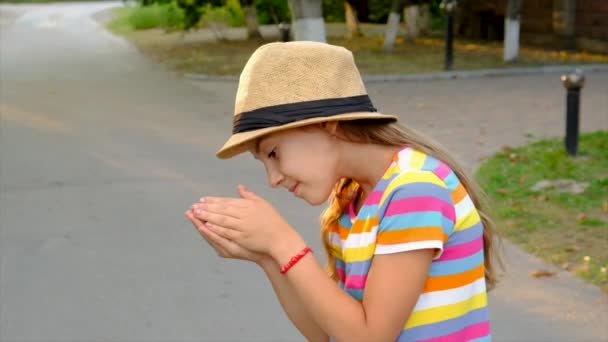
[232, 95, 377, 134]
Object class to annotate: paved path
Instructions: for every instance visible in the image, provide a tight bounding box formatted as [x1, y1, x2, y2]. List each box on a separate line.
[1, 2, 607, 341]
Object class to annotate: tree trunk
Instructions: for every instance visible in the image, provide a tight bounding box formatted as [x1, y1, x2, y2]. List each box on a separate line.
[383, 0, 405, 52]
[287, 0, 326, 42]
[242, 3, 262, 39]
[404, 4, 418, 41]
[417, 3, 431, 36]
[345, 1, 363, 38]
[504, 0, 523, 62]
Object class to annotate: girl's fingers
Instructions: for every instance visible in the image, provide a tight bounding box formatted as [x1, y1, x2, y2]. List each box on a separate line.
[185, 210, 229, 257]
[200, 197, 247, 207]
[205, 222, 240, 241]
[196, 202, 243, 219]
[193, 208, 241, 231]
[198, 227, 230, 257]
[199, 223, 239, 255]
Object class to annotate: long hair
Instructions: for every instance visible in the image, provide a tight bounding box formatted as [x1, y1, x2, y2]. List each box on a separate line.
[320, 120, 502, 289]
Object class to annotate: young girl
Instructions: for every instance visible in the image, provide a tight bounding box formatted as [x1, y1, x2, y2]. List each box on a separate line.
[184, 41, 499, 342]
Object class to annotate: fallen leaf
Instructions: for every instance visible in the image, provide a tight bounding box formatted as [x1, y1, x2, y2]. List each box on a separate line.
[561, 262, 571, 270]
[603, 200, 608, 212]
[497, 188, 510, 195]
[564, 246, 581, 252]
[501, 145, 512, 151]
[602, 286, 608, 294]
[530, 270, 556, 278]
[577, 213, 588, 222]
[509, 153, 518, 163]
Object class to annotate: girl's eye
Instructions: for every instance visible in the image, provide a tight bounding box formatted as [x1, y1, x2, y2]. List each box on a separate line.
[268, 148, 277, 159]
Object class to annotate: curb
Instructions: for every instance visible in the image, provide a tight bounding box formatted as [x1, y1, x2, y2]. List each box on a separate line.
[184, 63, 608, 83]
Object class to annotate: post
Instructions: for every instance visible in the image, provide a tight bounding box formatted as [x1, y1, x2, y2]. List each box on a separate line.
[278, 22, 291, 42]
[440, 0, 457, 71]
[560, 70, 585, 156]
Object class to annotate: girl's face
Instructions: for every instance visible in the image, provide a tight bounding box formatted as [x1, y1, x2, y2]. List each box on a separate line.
[251, 125, 340, 205]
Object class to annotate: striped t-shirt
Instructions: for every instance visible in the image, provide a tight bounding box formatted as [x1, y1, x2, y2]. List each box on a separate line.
[330, 146, 490, 341]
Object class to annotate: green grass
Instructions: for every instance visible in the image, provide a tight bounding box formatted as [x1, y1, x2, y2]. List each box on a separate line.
[476, 131, 608, 288]
[106, 3, 185, 33]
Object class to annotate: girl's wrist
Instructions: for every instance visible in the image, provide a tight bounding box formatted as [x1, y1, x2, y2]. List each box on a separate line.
[255, 254, 276, 269]
[270, 233, 309, 269]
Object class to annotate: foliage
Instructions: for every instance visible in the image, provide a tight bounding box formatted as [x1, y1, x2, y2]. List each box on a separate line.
[366, 0, 392, 23]
[322, 0, 345, 23]
[174, 0, 208, 30]
[255, 0, 291, 25]
[201, 0, 245, 28]
[118, 0, 449, 31]
[109, 2, 185, 31]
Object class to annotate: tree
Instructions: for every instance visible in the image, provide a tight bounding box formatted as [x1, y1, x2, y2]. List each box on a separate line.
[175, 0, 222, 30]
[287, 0, 326, 42]
[240, 0, 262, 38]
[504, 0, 522, 62]
[345, 0, 363, 38]
[383, 0, 406, 51]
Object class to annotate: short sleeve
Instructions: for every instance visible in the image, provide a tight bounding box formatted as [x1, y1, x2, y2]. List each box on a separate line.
[375, 171, 456, 260]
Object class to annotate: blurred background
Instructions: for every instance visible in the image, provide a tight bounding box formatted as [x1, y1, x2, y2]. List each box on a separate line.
[1, 0, 606, 341]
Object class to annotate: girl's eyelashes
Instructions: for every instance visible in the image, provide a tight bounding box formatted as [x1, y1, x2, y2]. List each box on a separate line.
[268, 148, 277, 159]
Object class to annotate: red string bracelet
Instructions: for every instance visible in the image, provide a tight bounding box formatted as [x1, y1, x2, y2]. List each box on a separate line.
[280, 247, 313, 274]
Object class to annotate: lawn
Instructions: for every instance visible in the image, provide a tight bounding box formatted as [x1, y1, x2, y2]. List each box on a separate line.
[476, 131, 608, 289]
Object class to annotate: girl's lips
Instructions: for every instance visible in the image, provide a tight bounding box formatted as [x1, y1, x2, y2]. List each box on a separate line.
[289, 182, 299, 193]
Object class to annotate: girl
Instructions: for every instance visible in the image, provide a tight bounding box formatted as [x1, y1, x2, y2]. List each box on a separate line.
[185, 41, 499, 342]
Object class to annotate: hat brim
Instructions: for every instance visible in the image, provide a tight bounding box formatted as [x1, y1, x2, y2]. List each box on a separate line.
[216, 111, 398, 159]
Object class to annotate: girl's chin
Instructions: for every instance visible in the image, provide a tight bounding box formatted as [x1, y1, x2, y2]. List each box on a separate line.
[301, 191, 332, 206]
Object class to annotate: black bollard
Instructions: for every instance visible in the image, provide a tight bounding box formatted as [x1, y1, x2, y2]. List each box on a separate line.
[440, 1, 457, 71]
[278, 22, 291, 42]
[560, 70, 585, 156]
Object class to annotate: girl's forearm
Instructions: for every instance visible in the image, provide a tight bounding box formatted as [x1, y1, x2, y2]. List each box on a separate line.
[271, 241, 370, 342]
[259, 257, 329, 342]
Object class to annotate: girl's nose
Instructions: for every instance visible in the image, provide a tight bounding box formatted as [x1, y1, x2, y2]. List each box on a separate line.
[268, 170, 285, 188]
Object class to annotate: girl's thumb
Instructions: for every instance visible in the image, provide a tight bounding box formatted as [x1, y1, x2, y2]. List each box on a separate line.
[238, 184, 258, 200]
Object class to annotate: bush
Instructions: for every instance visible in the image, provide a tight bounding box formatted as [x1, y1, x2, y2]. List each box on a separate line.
[127, 2, 185, 30]
[201, 0, 245, 28]
[255, 0, 291, 25]
[162, 2, 186, 29]
[128, 3, 162, 29]
[322, 0, 345, 23]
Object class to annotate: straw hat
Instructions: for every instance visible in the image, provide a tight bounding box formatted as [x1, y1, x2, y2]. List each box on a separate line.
[216, 41, 398, 159]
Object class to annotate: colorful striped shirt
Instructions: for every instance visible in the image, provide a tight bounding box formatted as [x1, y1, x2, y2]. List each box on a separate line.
[330, 146, 491, 341]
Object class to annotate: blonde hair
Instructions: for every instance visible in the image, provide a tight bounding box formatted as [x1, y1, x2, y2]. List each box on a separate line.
[320, 120, 502, 289]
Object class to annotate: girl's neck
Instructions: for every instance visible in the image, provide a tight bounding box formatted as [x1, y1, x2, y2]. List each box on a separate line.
[339, 143, 401, 208]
